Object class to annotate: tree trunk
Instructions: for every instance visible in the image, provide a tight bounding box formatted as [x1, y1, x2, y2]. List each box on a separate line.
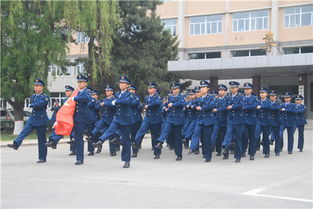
[11, 101, 25, 135]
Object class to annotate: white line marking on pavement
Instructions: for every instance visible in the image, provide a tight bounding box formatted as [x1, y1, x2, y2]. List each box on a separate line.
[243, 173, 313, 203]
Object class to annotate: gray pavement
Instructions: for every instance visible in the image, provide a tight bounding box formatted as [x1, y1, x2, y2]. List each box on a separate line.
[1, 129, 313, 209]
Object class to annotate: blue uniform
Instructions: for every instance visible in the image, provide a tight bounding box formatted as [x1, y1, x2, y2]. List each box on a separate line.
[50, 104, 60, 125]
[242, 95, 258, 157]
[182, 100, 196, 142]
[73, 88, 91, 162]
[270, 100, 282, 154]
[99, 90, 135, 163]
[86, 98, 101, 153]
[92, 95, 118, 154]
[295, 104, 307, 150]
[130, 93, 142, 155]
[135, 93, 163, 156]
[222, 93, 245, 160]
[157, 93, 185, 158]
[14, 93, 49, 161]
[255, 98, 272, 156]
[280, 102, 296, 153]
[190, 94, 215, 161]
[211, 96, 228, 154]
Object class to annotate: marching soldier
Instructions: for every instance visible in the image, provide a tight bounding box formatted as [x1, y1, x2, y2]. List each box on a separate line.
[93, 75, 135, 168]
[211, 84, 228, 157]
[50, 99, 60, 126]
[222, 81, 244, 163]
[7, 78, 49, 163]
[86, 90, 101, 156]
[91, 85, 117, 156]
[128, 84, 143, 158]
[155, 82, 185, 161]
[71, 75, 91, 165]
[189, 80, 215, 162]
[182, 89, 196, 149]
[132, 82, 163, 159]
[294, 95, 307, 152]
[269, 90, 283, 156]
[280, 92, 296, 154]
[242, 82, 258, 160]
[255, 87, 271, 158]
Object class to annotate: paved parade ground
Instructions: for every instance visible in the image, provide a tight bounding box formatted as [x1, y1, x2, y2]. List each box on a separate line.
[1, 129, 312, 209]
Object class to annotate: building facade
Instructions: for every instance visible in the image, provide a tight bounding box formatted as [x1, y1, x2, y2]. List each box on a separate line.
[157, 0, 313, 118]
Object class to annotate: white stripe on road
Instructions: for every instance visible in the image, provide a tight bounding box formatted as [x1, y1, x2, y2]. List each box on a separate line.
[243, 173, 313, 203]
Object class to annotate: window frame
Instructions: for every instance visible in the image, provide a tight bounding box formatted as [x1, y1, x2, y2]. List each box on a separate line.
[232, 9, 269, 32]
[284, 5, 313, 28]
[189, 15, 223, 36]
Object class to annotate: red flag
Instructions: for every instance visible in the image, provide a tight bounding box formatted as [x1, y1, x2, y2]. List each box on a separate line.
[54, 89, 78, 136]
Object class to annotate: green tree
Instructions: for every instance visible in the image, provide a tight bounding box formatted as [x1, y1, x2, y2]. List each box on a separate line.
[110, 0, 180, 98]
[1, 1, 68, 134]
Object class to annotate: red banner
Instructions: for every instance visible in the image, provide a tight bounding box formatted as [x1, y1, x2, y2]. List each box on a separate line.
[54, 89, 78, 136]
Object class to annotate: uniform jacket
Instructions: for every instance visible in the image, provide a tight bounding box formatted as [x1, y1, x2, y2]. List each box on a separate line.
[295, 104, 307, 126]
[87, 98, 101, 124]
[130, 93, 143, 123]
[28, 93, 49, 127]
[194, 94, 215, 126]
[242, 95, 258, 125]
[144, 93, 163, 125]
[212, 96, 228, 127]
[97, 96, 116, 126]
[166, 93, 185, 125]
[73, 88, 91, 123]
[256, 98, 271, 126]
[281, 102, 296, 127]
[112, 90, 135, 126]
[270, 100, 282, 127]
[226, 93, 244, 125]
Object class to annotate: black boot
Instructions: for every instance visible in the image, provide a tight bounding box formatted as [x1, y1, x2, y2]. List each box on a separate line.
[155, 142, 163, 149]
[92, 141, 103, 148]
[110, 138, 122, 146]
[123, 162, 130, 168]
[45, 141, 57, 149]
[7, 142, 19, 150]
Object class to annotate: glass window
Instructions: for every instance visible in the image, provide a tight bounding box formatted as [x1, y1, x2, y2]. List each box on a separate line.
[232, 9, 269, 32]
[76, 32, 90, 43]
[190, 15, 222, 35]
[301, 46, 313, 53]
[285, 5, 313, 27]
[189, 53, 205, 59]
[206, 52, 221, 59]
[161, 18, 177, 36]
[231, 50, 249, 57]
[250, 49, 266, 56]
[283, 47, 300, 54]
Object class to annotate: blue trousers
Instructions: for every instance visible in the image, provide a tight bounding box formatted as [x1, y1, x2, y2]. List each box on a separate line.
[73, 122, 86, 161]
[255, 124, 270, 155]
[185, 120, 196, 140]
[99, 121, 132, 162]
[280, 125, 296, 153]
[270, 125, 281, 154]
[243, 124, 256, 156]
[14, 121, 47, 161]
[182, 118, 193, 139]
[157, 122, 183, 157]
[131, 121, 142, 154]
[135, 120, 161, 155]
[191, 123, 214, 161]
[86, 123, 95, 153]
[211, 124, 226, 153]
[223, 123, 244, 160]
[296, 125, 305, 150]
[96, 122, 120, 154]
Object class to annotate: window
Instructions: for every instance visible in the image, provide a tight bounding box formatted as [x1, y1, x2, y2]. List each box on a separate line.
[48, 65, 63, 76]
[231, 49, 266, 57]
[301, 46, 313, 53]
[206, 52, 221, 59]
[189, 53, 205, 59]
[188, 51, 221, 59]
[283, 47, 299, 54]
[232, 50, 249, 57]
[161, 18, 177, 36]
[285, 5, 313, 27]
[250, 49, 266, 56]
[283, 46, 313, 54]
[76, 63, 85, 74]
[190, 15, 222, 35]
[232, 9, 269, 32]
[76, 32, 90, 43]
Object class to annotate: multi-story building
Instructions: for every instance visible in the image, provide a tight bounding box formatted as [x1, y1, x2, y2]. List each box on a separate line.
[157, 0, 313, 118]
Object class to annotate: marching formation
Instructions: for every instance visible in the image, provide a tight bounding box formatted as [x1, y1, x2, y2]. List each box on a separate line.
[7, 75, 308, 168]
